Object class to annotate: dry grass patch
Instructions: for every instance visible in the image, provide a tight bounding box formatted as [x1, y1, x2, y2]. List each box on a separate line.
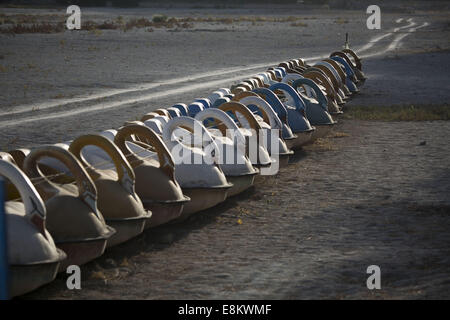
[331, 131, 350, 138]
[291, 21, 308, 27]
[334, 17, 349, 24]
[0, 15, 193, 34]
[0, 14, 305, 34]
[152, 14, 168, 23]
[122, 17, 192, 31]
[52, 93, 69, 99]
[178, 15, 302, 24]
[1, 22, 64, 34]
[343, 104, 450, 121]
[125, 18, 154, 30]
[305, 137, 338, 152]
[0, 13, 62, 24]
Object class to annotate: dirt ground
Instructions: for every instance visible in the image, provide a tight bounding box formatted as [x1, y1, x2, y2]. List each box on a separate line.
[22, 118, 450, 300]
[0, 1, 449, 299]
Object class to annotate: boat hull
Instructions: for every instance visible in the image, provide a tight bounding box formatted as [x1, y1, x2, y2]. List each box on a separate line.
[10, 252, 64, 297]
[277, 152, 292, 167]
[143, 199, 187, 229]
[105, 217, 147, 248]
[177, 186, 231, 220]
[226, 173, 257, 197]
[56, 237, 109, 272]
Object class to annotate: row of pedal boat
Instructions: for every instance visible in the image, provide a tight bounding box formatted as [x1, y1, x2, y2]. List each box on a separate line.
[0, 48, 366, 297]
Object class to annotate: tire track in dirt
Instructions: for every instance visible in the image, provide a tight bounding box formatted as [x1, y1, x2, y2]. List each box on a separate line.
[0, 19, 428, 128]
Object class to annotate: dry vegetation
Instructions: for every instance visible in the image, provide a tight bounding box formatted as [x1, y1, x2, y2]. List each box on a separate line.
[334, 17, 349, 24]
[0, 22, 65, 34]
[0, 13, 62, 24]
[343, 104, 450, 121]
[179, 15, 300, 23]
[291, 21, 308, 27]
[331, 131, 350, 138]
[0, 13, 65, 34]
[0, 14, 309, 34]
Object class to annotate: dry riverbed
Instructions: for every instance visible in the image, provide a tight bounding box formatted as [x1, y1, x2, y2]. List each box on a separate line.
[22, 115, 450, 300]
[0, 1, 449, 299]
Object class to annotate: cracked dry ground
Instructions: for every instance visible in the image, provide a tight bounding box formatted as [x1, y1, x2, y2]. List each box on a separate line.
[24, 118, 450, 300]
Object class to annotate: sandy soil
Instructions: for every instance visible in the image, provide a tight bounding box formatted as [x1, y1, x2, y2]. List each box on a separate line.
[0, 1, 449, 299]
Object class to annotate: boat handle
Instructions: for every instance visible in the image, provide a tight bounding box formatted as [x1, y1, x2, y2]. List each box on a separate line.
[303, 71, 337, 102]
[0, 159, 47, 237]
[115, 124, 176, 181]
[268, 82, 308, 112]
[239, 96, 282, 130]
[342, 48, 362, 70]
[232, 91, 271, 125]
[69, 134, 136, 196]
[23, 145, 101, 219]
[162, 116, 221, 164]
[292, 78, 329, 111]
[195, 108, 246, 148]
